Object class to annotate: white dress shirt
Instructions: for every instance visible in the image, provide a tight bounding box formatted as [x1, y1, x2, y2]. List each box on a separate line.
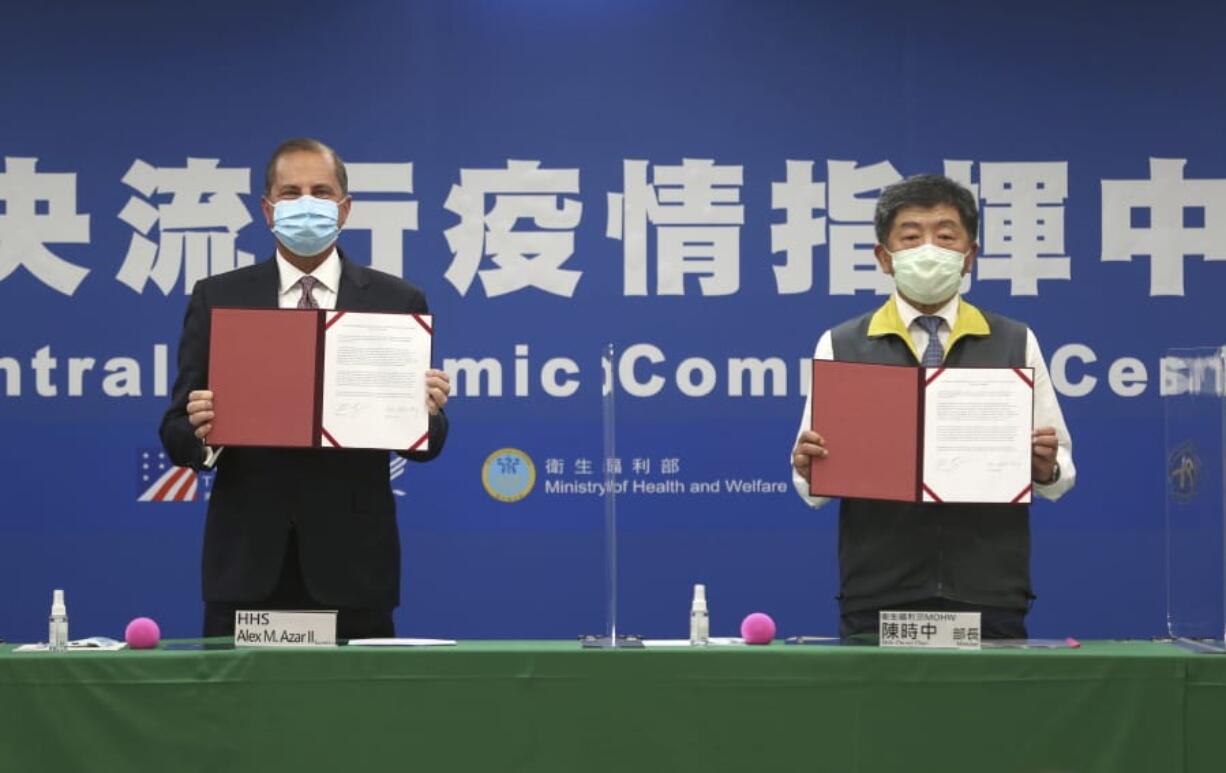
[201, 249, 342, 467]
[275, 248, 341, 310]
[791, 293, 1076, 507]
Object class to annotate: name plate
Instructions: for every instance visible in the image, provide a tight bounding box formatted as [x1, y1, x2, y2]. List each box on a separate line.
[878, 610, 981, 650]
[234, 610, 338, 648]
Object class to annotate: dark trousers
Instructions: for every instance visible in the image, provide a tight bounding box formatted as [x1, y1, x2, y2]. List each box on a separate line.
[203, 529, 394, 641]
[840, 597, 1028, 640]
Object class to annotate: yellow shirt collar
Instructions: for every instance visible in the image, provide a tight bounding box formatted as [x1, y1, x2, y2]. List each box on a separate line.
[865, 294, 991, 362]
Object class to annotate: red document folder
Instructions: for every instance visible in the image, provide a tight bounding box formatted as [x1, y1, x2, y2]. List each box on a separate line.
[207, 308, 433, 450]
[208, 308, 320, 448]
[809, 361, 1035, 503]
[809, 361, 923, 502]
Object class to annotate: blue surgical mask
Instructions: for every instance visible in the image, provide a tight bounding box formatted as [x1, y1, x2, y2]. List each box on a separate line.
[270, 196, 341, 257]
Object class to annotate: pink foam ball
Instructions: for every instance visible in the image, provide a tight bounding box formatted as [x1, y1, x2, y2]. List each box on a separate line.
[125, 617, 161, 649]
[741, 612, 776, 645]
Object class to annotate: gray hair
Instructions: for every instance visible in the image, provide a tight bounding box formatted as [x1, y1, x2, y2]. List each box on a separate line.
[263, 137, 348, 197]
[873, 174, 978, 243]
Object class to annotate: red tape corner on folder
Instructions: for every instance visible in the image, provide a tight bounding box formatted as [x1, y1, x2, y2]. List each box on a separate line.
[324, 311, 346, 331]
[405, 431, 429, 453]
[924, 367, 946, 386]
[1010, 484, 1033, 504]
[1012, 368, 1034, 387]
[921, 483, 943, 503]
[412, 314, 433, 334]
[320, 427, 342, 448]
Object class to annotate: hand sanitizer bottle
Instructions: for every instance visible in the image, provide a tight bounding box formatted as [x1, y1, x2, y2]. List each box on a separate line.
[48, 589, 68, 652]
[689, 583, 709, 646]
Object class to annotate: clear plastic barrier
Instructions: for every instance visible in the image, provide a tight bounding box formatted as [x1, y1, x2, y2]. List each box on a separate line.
[583, 344, 636, 648]
[1164, 346, 1226, 646]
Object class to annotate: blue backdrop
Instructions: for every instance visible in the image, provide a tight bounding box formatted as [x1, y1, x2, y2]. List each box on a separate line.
[1, 0, 1222, 642]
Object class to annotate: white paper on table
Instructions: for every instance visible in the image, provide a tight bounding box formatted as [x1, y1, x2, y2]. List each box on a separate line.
[641, 637, 745, 648]
[921, 367, 1034, 504]
[15, 637, 127, 652]
[345, 638, 457, 647]
[320, 312, 433, 451]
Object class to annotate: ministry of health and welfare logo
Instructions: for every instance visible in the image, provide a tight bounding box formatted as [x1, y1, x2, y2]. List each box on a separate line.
[1167, 442, 1200, 503]
[482, 448, 536, 502]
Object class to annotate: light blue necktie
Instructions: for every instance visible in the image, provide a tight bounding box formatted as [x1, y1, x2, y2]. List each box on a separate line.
[916, 315, 945, 367]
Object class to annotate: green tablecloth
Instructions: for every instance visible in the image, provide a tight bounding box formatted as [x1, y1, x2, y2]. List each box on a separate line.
[0, 640, 1221, 772]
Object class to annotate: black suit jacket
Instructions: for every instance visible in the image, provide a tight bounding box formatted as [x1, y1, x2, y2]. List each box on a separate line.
[159, 253, 448, 610]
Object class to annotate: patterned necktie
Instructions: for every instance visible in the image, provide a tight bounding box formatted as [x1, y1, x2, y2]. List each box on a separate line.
[916, 315, 945, 367]
[296, 275, 320, 309]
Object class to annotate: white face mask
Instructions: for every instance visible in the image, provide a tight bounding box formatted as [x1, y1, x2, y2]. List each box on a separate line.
[887, 243, 968, 305]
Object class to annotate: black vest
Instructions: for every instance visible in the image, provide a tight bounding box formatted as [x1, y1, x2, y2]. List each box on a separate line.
[830, 307, 1032, 613]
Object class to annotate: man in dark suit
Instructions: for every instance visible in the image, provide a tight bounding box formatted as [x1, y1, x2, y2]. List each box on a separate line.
[159, 138, 451, 640]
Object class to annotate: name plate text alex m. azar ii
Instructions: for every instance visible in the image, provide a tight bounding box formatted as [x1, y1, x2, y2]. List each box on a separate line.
[879, 610, 981, 650]
[234, 610, 338, 648]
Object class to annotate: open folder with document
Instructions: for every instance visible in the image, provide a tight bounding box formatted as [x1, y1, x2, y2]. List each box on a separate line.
[207, 308, 434, 452]
[809, 361, 1034, 504]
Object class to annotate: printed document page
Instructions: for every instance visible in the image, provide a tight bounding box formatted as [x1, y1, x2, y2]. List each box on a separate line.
[320, 312, 433, 451]
[921, 368, 1034, 503]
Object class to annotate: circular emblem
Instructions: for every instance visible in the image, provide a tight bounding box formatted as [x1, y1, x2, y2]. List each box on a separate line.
[482, 448, 536, 503]
[1167, 442, 1200, 503]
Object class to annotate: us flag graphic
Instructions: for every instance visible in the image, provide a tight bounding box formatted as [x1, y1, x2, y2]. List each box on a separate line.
[137, 449, 213, 502]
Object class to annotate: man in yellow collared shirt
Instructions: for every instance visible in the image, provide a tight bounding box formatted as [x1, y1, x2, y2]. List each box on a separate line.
[790, 174, 1076, 640]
